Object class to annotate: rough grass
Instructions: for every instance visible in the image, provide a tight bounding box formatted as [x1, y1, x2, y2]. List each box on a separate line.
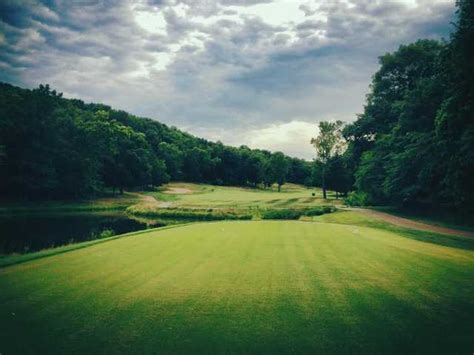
[260, 206, 335, 220]
[0, 224, 191, 268]
[156, 182, 343, 209]
[0, 183, 342, 216]
[378, 207, 474, 231]
[311, 210, 474, 250]
[126, 205, 253, 221]
[1, 221, 472, 354]
[126, 183, 342, 220]
[0, 192, 141, 215]
[127, 204, 335, 221]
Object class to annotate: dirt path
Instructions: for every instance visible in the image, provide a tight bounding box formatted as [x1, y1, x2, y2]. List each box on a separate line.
[164, 187, 193, 194]
[131, 193, 173, 208]
[140, 194, 158, 204]
[350, 208, 474, 238]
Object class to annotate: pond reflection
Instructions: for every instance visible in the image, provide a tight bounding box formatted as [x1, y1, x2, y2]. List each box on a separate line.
[0, 212, 167, 254]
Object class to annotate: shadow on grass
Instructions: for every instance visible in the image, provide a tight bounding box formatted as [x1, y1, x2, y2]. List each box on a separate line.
[312, 210, 474, 251]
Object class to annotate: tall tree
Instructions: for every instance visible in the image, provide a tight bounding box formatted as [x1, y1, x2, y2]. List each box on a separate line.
[434, 0, 474, 208]
[0, 82, 314, 199]
[325, 155, 352, 198]
[269, 152, 289, 192]
[310, 121, 346, 199]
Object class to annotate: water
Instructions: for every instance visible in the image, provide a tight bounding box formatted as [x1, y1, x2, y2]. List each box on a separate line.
[0, 212, 167, 255]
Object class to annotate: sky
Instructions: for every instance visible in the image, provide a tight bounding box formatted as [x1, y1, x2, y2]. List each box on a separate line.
[0, 0, 456, 159]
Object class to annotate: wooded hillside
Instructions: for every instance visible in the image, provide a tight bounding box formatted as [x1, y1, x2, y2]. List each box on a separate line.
[0, 83, 311, 199]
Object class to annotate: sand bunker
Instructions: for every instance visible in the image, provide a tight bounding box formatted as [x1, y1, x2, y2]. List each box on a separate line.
[164, 187, 193, 194]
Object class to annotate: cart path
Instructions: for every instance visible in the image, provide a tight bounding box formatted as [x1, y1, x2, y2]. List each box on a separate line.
[351, 208, 474, 238]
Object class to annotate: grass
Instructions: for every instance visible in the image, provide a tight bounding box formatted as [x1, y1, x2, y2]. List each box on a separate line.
[260, 206, 335, 220]
[127, 203, 335, 221]
[1, 221, 473, 354]
[0, 183, 342, 218]
[127, 183, 341, 220]
[0, 192, 141, 215]
[151, 182, 343, 209]
[0, 223, 191, 268]
[377, 207, 474, 232]
[311, 210, 474, 250]
[126, 205, 253, 221]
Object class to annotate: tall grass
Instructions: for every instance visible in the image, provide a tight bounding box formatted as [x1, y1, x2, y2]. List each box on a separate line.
[260, 206, 335, 220]
[126, 205, 252, 221]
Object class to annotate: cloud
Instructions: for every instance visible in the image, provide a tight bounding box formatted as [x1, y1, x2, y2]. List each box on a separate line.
[0, 0, 456, 159]
[247, 120, 320, 159]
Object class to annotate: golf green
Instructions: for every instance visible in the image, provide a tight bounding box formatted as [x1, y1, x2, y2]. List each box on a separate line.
[1, 221, 472, 354]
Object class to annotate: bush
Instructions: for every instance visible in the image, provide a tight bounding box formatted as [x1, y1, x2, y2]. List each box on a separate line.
[98, 229, 115, 238]
[127, 205, 252, 221]
[261, 209, 302, 220]
[344, 191, 369, 207]
[89, 228, 115, 240]
[304, 206, 335, 216]
[261, 206, 335, 220]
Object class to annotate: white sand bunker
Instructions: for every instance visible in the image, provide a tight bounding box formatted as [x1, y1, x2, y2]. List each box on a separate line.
[164, 187, 193, 194]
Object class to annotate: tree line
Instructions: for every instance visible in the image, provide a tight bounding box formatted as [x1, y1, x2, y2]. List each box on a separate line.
[312, 0, 474, 211]
[0, 82, 314, 199]
[1, 1, 471, 209]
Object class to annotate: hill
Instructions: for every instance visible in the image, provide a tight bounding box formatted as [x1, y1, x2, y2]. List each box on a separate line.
[0, 82, 312, 200]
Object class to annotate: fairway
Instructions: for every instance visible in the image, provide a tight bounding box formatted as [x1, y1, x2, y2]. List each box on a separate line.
[147, 182, 342, 209]
[1, 221, 473, 354]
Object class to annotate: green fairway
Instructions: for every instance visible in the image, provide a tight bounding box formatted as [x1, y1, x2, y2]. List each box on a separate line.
[1, 221, 472, 354]
[147, 182, 342, 209]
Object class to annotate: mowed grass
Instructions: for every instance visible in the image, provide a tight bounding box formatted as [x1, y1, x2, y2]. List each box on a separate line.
[1, 221, 473, 354]
[148, 182, 342, 209]
[311, 210, 474, 250]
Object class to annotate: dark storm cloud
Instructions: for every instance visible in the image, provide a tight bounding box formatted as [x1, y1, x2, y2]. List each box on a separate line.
[0, 0, 456, 158]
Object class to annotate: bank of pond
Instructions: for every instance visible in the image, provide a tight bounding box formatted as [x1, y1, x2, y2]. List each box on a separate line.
[0, 206, 336, 256]
[0, 212, 167, 255]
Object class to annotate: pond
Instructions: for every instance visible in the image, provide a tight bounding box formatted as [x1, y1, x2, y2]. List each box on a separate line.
[0, 212, 168, 255]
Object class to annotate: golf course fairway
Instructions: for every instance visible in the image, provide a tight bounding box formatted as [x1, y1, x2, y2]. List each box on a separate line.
[1, 221, 473, 354]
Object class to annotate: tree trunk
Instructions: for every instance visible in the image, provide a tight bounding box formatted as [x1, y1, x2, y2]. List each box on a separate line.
[322, 166, 327, 199]
[278, 184, 281, 192]
[119, 187, 123, 195]
[336, 191, 339, 199]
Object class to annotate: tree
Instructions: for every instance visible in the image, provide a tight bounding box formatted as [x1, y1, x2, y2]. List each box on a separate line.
[434, 0, 474, 209]
[310, 121, 346, 199]
[240, 150, 265, 187]
[156, 142, 183, 180]
[343, 40, 447, 206]
[287, 158, 312, 185]
[0, 82, 314, 199]
[269, 152, 289, 192]
[150, 158, 170, 186]
[262, 158, 276, 189]
[325, 156, 352, 198]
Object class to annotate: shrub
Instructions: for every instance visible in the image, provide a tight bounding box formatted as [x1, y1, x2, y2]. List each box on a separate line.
[261, 209, 302, 220]
[344, 191, 369, 207]
[261, 206, 335, 220]
[304, 206, 335, 216]
[89, 228, 115, 240]
[98, 229, 115, 238]
[127, 205, 252, 221]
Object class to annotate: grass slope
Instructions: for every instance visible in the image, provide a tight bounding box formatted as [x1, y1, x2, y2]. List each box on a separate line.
[0, 192, 141, 215]
[1, 221, 473, 354]
[311, 210, 474, 250]
[147, 182, 342, 209]
[0, 223, 192, 268]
